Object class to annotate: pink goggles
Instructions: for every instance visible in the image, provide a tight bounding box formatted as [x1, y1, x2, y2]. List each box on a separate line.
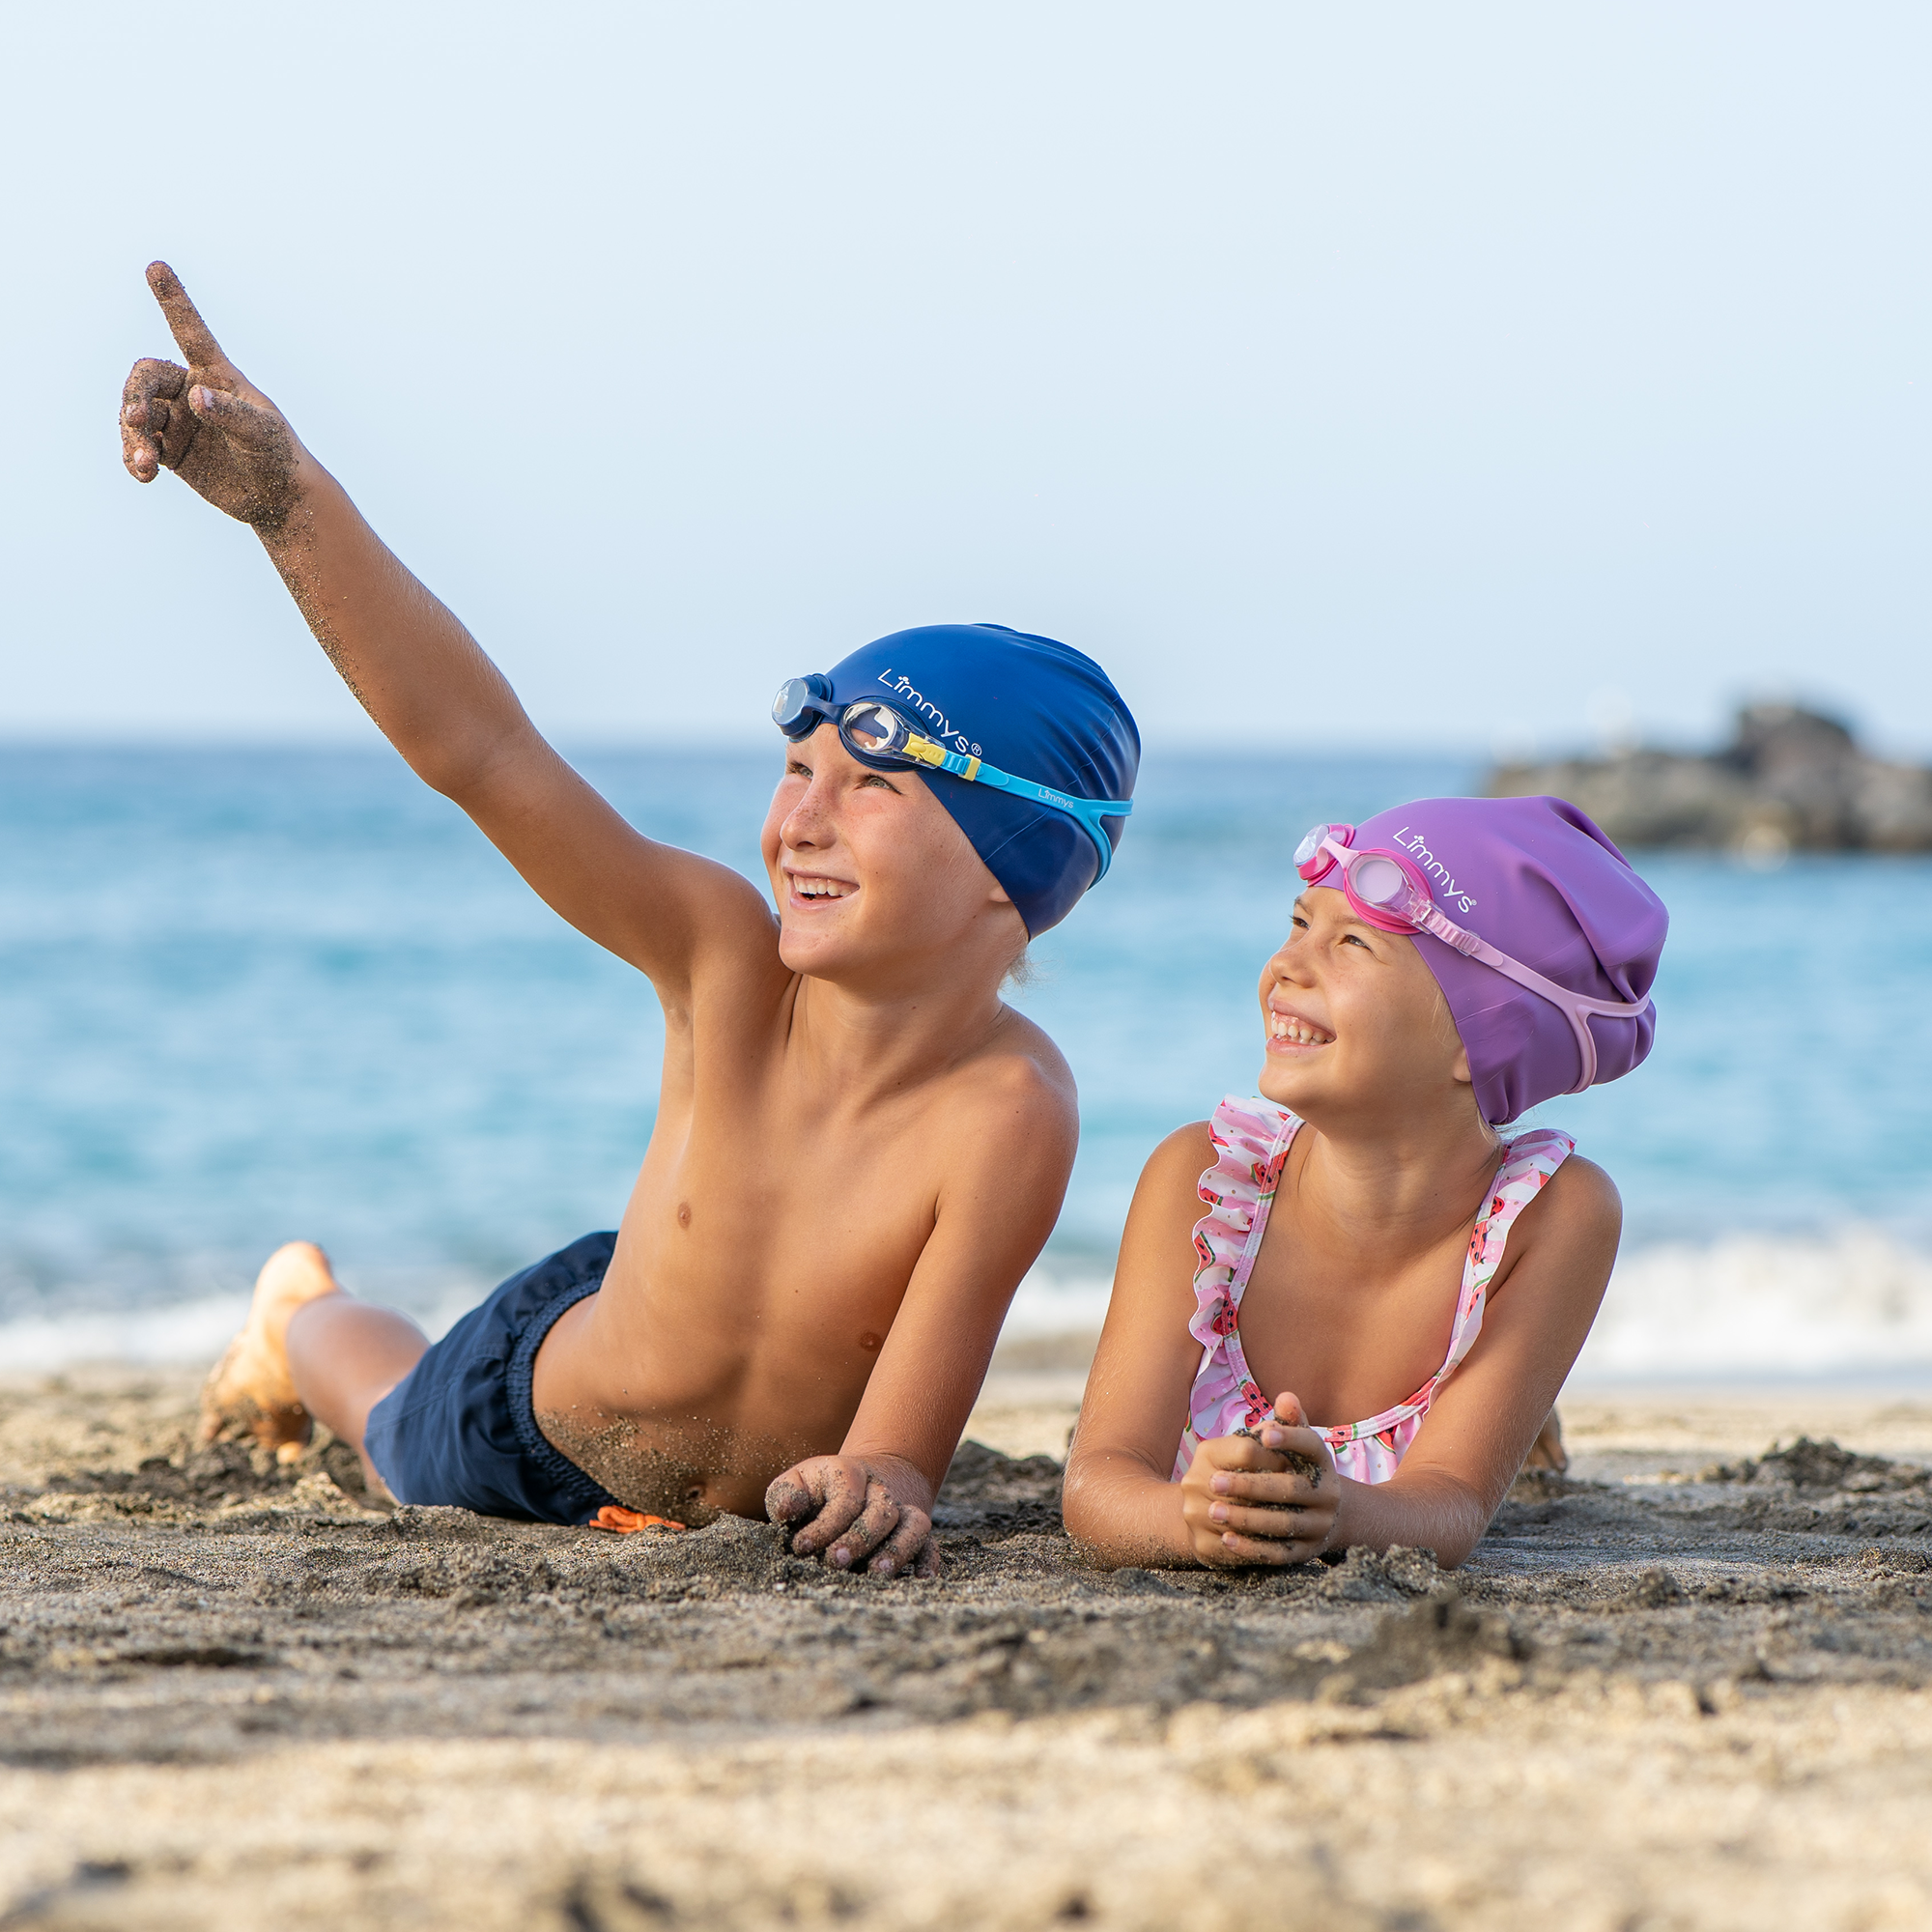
[1293, 823, 1652, 1094]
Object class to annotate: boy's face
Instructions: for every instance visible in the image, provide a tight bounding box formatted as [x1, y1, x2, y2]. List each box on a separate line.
[761, 725, 1023, 988]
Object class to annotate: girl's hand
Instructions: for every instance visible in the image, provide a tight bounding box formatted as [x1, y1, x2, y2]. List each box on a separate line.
[765, 1454, 940, 1578]
[1179, 1393, 1340, 1567]
[121, 262, 306, 527]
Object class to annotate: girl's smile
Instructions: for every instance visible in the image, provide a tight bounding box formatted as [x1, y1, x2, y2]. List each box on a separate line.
[1264, 1001, 1334, 1051]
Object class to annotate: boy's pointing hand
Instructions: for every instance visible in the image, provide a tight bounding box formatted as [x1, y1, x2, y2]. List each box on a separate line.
[766, 1454, 939, 1579]
[121, 262, 304, 526]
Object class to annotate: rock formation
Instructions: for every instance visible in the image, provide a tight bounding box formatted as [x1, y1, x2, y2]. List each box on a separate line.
[1485, 703, 1932, 853]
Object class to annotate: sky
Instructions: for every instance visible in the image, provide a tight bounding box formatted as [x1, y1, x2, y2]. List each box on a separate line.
[3, 2, 1927, 758]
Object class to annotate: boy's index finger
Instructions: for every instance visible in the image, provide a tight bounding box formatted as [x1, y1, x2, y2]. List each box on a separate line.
[145, 261, 227, 367]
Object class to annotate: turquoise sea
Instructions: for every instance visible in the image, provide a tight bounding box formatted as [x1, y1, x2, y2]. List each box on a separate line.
[6, 746, 1932, 1378]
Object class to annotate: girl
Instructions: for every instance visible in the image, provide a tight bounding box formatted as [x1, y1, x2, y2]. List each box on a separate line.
[1062, 797, 1665, 1570]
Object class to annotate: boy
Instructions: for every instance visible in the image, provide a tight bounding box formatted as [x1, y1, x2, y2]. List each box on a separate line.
[120, 263, 1138, 1577]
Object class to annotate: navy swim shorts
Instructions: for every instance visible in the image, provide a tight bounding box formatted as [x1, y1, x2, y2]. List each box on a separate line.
[363, 1231, 625, 1524]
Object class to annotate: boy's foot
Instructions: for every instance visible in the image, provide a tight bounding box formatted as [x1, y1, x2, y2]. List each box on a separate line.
[198, 1242, 343, 1461]
[1520, 1405, 1569, 1473]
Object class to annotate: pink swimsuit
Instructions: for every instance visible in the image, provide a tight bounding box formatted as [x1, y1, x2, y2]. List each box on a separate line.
[1174, 1095, 1574, 1486]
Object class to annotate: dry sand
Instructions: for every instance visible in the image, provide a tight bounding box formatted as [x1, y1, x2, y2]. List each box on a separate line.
[3, 1342, 1931, 1931]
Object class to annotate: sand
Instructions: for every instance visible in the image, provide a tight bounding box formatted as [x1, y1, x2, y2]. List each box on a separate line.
[3, 1346, 1930, 1931]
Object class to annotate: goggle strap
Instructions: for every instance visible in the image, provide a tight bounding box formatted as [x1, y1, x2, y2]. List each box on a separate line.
[1418, 905, 1651, 1092]
[895, 727, 1131, 882]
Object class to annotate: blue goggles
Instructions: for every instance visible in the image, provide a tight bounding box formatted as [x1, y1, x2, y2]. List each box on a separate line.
[772, 673, 1133, 881]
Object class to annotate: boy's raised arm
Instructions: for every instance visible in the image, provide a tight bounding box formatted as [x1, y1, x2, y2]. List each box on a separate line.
[120, 263, 774, 996]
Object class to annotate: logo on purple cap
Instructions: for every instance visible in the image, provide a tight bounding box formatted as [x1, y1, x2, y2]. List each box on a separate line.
[1392, 827, 1478, 916]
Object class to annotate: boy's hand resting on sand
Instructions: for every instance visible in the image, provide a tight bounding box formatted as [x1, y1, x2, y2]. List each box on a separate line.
[1179, 1393, 1341, 1567]
[120, 262, 306, 527]
[765, 1454, 940, 1579]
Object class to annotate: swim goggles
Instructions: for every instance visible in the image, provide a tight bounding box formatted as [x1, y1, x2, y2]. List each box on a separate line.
[772, 674, 1133, 881]
[1293, 823, 1652, 1093]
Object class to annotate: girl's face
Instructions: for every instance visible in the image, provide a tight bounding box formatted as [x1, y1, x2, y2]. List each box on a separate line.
[1255, 886, 1475, 1122]
[761, 724, 1024, 990]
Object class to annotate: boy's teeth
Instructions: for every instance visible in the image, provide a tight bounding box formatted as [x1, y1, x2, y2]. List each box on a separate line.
[797, 878, 850, 898]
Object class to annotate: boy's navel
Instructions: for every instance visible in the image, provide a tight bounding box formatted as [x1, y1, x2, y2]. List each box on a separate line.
[677, 1202, 691, 1228]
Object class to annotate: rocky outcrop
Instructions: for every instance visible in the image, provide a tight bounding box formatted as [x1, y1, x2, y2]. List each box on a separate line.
[1486, 703, 1932, 853]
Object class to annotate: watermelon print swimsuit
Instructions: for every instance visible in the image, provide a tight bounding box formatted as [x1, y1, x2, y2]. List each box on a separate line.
[1173, 1095, 1575, 1486]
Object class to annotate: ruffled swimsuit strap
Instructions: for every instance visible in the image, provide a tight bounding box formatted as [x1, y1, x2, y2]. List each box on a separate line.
[1319, 1126, 1577, 1453]
[1174, 1095, 1301, 1474]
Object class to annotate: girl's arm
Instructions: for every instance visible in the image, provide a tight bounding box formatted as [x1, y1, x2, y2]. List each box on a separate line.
[120, 264, 776, 1005]
[1061, 1123, 1308, 1567]
[1065, 1134, 1621, 1572]
[1322, 1155, 1622, 1568]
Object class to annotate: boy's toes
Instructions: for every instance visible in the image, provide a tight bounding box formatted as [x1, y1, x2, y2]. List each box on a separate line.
[197, 1333, 312, 1452]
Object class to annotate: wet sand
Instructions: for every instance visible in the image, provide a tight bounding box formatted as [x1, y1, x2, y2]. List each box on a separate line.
[3, 1347, 1930, 1930]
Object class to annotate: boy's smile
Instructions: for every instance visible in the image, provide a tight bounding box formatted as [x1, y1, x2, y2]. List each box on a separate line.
[783, 867, 858, 907]
[762, 724, 1023, 985]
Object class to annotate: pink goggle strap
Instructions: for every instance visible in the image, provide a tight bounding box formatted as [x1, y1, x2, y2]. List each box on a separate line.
[1313, 836, 1651, 1093]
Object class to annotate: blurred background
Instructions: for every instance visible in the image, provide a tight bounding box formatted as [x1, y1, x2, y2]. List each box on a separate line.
[3, 3, 1929, 1380]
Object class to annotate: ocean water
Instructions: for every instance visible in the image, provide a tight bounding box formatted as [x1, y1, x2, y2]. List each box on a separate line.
[5, 745, 1932, 1381]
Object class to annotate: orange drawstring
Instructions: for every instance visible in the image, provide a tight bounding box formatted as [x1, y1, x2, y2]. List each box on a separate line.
[586, 1504, 688, 1534]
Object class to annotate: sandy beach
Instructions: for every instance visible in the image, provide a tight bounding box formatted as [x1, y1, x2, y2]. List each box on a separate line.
[0, 1343, 1927, 1931]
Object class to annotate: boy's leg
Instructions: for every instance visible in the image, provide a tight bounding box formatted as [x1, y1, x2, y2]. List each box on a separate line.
[200, 1242, 427, 1493]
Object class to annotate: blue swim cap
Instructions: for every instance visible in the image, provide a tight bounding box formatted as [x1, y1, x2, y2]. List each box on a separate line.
[818, 624, 1140, 936]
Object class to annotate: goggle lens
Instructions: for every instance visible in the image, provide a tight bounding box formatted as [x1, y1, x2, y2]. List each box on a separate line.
[1348, 855, 1413, 911]
[839, 701, 912, 760]
[773, 674, 834, 739]
[1294, 821, 1354, 883]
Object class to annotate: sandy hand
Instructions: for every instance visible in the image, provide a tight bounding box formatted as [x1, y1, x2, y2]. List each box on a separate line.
[765, 1454, 940, 1578]
[198, 1241, 343, 1462]
[120, 262, 304, 526]
[1179, 1392, 1341, 1568]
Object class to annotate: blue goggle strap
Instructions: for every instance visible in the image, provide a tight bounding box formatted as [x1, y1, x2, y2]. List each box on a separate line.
[895, 733, 1132, 882]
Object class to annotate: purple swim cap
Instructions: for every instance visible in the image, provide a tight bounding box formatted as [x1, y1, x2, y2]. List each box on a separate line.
[1340, 796, 1668, 1124]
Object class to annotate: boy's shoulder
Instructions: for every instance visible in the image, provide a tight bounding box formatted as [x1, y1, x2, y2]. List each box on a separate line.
[908, 1007, 1079, 1213]
[928, 1003, 1078, 1142]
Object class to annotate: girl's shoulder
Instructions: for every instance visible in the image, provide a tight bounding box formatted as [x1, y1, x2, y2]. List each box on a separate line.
[1485, 1136, 1621, 1267]
[1131, 1096, 1297, 1239]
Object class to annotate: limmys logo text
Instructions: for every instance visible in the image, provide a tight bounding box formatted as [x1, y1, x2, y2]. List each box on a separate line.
[1392, 827, 1477, 914]
[876, 670, 981, 756]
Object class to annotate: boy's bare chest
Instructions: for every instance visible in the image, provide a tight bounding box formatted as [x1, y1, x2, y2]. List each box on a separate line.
[619, 1083, 943, 1322]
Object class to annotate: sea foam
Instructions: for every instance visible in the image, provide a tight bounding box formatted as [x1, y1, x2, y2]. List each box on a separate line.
[1002, 1229, 1932, 1384]
[6, 1233, 1932, 1383]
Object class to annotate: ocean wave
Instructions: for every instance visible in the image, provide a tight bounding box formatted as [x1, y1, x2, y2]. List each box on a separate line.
[1006, 1230, 1932, 1382]
[1573, 1229, 1932, 1380]
[7, 1232, 1932, 1381]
